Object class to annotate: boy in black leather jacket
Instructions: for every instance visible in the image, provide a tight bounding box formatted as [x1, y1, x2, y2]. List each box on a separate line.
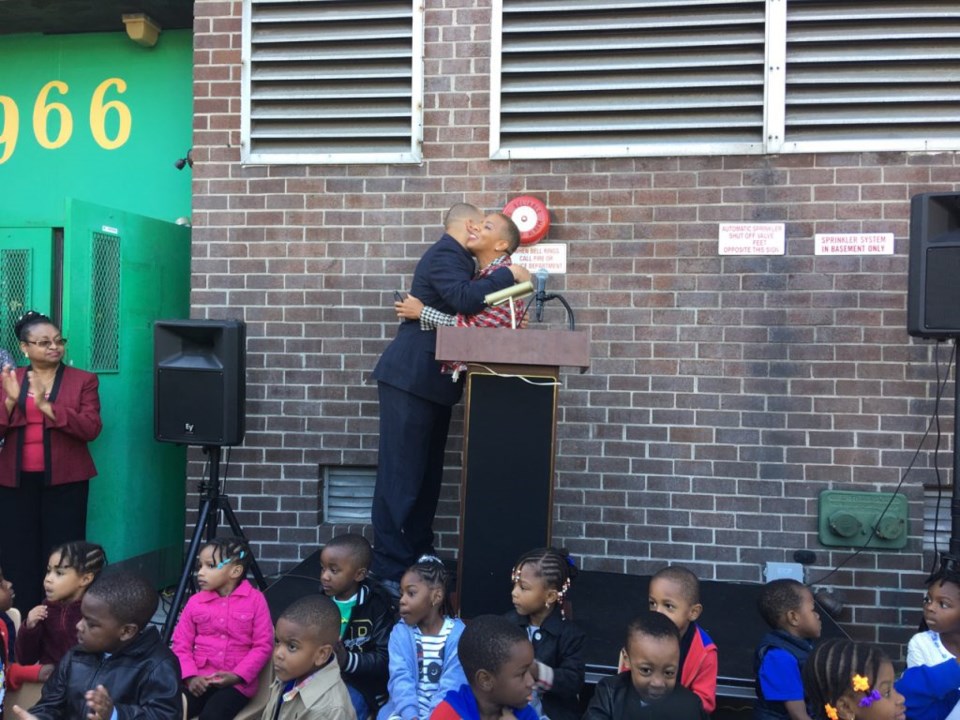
[584, 612, 707, 720]
[11, 570, 181, 720]
[322, 534, 396, 719]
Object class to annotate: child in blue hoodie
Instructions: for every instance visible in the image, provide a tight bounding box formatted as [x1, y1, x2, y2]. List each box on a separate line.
[431, 615, 538, 720]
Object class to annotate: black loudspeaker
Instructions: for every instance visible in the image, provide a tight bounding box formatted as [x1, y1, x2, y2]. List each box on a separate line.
[908, 192, 960, 339]
[154, 319, 246, 446]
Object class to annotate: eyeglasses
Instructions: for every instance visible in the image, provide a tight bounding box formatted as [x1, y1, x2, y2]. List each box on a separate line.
[24, 338, 67, 349]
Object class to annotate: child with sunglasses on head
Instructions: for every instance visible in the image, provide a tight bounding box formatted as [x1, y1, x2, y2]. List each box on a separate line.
[378, 556, 466, 720]
[506, 547, 585, 720]
[171, 536, 273, 720]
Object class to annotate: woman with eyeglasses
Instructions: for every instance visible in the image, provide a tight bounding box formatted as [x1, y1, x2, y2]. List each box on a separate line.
[0, 310, 102, 610]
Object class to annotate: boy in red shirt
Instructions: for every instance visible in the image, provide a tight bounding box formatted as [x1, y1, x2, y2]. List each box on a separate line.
[620, 566, 718, 713]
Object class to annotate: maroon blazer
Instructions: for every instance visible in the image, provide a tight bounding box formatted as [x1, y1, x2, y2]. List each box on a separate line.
[0, 364, 101, 487]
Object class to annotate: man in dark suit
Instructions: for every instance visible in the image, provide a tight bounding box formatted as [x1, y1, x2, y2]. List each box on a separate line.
[370, 203, 529, 586]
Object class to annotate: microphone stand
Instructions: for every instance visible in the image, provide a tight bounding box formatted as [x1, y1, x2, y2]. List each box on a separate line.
[538, 293, 576, 330]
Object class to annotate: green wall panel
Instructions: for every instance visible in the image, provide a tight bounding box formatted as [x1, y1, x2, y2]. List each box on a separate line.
[0, 32, 193, 586]
[0, 30, 193, 225]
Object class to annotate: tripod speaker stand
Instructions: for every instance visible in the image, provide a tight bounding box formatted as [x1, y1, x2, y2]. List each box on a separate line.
[154, 319, 264, 643]
[160, 445, 267, 643]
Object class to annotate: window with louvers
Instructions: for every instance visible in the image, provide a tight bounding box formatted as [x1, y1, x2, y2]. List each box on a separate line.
[782, 1, 960, 152]
[492, 0, 960, 159]
[242, 0, 423, 164]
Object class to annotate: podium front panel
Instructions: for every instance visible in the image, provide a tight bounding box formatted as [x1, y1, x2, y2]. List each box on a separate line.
[458, 369, 557, 617]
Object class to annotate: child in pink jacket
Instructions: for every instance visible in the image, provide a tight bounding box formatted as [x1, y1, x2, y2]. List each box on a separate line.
[172, 537, 274, 719]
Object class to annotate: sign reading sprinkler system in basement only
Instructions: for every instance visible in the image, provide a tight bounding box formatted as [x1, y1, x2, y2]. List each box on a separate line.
[814, 233, 894, 255]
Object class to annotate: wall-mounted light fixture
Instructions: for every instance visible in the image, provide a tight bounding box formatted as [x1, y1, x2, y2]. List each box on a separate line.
[174, 149, 193, 170]
[122, 13, 161, 48]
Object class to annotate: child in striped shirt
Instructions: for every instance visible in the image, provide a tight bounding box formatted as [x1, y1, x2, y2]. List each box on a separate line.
[378, 557, 466, 720]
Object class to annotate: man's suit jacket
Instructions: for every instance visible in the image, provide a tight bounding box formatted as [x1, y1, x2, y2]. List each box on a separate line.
[373, 233, 513, 406]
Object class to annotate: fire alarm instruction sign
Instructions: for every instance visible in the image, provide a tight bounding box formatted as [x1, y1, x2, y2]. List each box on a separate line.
[718, 223, 785, 256]
[815, 233, 894, 256]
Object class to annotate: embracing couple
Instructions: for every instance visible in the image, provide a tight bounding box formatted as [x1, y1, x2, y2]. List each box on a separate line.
[370, 203, 530, 590]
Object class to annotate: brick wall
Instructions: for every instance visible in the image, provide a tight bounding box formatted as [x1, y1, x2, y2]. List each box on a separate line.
[191, 0, 958, 657]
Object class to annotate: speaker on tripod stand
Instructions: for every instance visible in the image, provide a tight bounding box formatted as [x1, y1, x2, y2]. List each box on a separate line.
[907, 192, 960, 567]
[154, 319, 265, 643]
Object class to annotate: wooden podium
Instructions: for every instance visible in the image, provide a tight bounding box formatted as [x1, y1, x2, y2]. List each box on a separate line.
[435, 326, 590, 616]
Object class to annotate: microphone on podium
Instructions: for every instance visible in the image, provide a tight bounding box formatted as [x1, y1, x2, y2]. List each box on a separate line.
[484, 281, 534, 307]
[534, 268, 549, 322]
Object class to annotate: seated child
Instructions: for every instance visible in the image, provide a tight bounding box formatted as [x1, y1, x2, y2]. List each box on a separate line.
[171, 536, 273, 720]
[11, 569, 182, 720]
[263, 593, 356, 720]
[642, 565, 717, 712]
[586, 611, 707, 720]
[378, 556, 466, 720]
[1, 562, 12, 715]
[803, 638, 906, 720]
[431, 614, 538, 720]
[908, 561, 960, 667]
[320, 533, 395, 719]
[753, 578, 821, 720]
[505, 547, 585, 720]
[16, 541, 106, 680]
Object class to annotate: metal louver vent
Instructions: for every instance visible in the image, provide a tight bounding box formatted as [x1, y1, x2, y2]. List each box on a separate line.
[925, 485, 952, 555]
[493, 0, 960, 159]
[783, 1, 960, 152]
[0, 249, 30, 357]
[323, 466, 375, 523]
[242, 0, 423, 164]
[493, 0, 768, 159]
[90, 233, 120, 372]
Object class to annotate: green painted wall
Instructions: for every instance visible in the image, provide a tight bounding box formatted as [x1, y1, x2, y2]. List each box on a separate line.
[0, 30, 193, 225]
[0, 30, 194, 585]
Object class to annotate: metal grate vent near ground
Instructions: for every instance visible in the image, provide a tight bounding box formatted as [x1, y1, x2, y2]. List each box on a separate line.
[323, 466, 375, 524]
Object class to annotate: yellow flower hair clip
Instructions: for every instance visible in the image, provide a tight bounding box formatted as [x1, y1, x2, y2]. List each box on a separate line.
[852, 674, 871, 693]
[824, 703, 839, 720]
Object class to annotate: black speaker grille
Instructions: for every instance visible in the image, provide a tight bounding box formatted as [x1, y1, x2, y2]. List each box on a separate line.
[154, 319, 245, 446]
[156, 367, 228, 444]
[926, 246, 960, 331]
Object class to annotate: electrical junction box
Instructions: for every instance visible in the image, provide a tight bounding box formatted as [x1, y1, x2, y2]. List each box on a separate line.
[764, 562, 804, 583]
[818, 490, 908, 549]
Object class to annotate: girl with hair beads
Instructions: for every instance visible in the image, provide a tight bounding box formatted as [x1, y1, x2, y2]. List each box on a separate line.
[803, 637, 960, 720]
[802, 639, 904, 720]
[506, 547, 586, 720]
[171, 536, 273, 720]
[16, 541, 106, 677]
[378, 556, 466, 720]
[908, 562, 960, 668]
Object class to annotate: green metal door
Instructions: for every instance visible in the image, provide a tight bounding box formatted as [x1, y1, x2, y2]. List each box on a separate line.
[0, 229, 55, 356]
[63, 199, 191, 586]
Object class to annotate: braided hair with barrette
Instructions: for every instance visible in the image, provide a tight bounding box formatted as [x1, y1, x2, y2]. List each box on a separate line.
[511, 547, 577, 619]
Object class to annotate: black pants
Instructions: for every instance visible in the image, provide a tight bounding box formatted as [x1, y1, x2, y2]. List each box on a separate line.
[185, 685, 249, 720]
[0, 474, 88, 612]
[371, 382, 452, 582]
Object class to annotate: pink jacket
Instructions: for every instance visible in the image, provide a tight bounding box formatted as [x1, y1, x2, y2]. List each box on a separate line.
[171, 580, 274, 698]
